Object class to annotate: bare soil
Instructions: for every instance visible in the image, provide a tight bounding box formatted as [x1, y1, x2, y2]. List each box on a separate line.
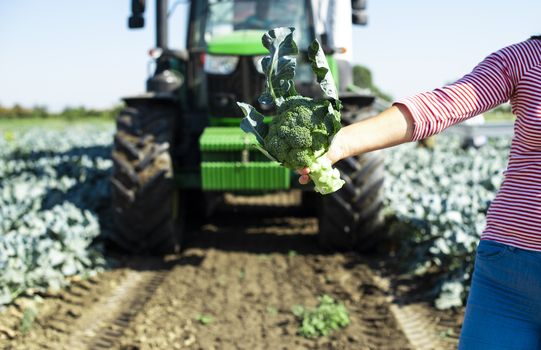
[0, 212, 463, 350]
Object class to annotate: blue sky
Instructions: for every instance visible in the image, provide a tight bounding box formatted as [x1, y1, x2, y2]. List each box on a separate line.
[0, 1, 539, 111]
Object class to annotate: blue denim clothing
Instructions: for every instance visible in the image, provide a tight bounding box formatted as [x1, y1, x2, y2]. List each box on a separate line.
[459, 240, 541, 349]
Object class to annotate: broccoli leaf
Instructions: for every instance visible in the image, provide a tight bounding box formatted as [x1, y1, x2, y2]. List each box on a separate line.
[308, 40, 338, 102]
[259, 27, 299, 106]
[238, 102, 268, 145]
[324, 101, 342, 139]
[238, 102, 278, 162]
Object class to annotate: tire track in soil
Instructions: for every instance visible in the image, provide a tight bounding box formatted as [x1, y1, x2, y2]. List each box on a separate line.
[0, 271, 117, 349]
[65, 270, 147, 349]
[369, 269, 463, 350]
[72, 269, 170, 349]
[388, 303, 459, 350]
[0, 262, 171, 350]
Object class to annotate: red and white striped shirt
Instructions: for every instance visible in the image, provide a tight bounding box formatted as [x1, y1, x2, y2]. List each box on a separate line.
[395, 38, 541, 251]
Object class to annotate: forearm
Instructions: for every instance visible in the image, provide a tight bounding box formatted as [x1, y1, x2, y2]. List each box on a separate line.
[327, 105, 415, 163]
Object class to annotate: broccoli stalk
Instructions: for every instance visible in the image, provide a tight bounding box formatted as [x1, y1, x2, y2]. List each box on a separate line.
[238, 27, 345, 194]
[309, 155, 344, 195]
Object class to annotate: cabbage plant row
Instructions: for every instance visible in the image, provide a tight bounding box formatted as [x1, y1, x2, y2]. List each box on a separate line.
[0, 125, 112, 306]
[383, 135, 510, 309]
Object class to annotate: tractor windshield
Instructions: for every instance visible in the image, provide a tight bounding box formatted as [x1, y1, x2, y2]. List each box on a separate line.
[190, 0, 314, 51]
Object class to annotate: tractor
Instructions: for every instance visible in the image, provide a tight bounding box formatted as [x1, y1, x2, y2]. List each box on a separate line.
[110, 0, 386, 254]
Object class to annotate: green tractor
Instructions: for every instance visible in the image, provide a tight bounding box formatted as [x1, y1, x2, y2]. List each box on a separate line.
[110, 0, 385, 254]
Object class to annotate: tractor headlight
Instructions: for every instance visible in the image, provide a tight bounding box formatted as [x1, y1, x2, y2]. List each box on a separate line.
[204, 55, 239, 75]
[252, 55, 265, 74]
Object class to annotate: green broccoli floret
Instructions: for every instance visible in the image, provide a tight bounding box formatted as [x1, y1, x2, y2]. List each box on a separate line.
[311, 131, 328, 153]
[264, 97, 334, 164]
[279, 124, 312, 149]
[266, 127, 289, 161]
[264, 97, 319, 160]
[287, 148, 312, 169]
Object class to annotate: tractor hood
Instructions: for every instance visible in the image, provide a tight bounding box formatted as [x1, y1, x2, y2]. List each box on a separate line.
[207, 30, 267, 56]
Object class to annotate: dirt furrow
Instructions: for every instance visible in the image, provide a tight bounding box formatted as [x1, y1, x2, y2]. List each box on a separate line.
[114, 215, 417, 350]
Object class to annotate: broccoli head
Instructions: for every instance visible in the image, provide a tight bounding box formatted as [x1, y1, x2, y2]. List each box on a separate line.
[238, 27, 345, 194]
[264, 96, 333, 168]
[262, 96, 344, 194]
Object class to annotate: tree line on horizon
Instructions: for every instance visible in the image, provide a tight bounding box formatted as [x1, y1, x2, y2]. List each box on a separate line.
[0, 103, 123, 119]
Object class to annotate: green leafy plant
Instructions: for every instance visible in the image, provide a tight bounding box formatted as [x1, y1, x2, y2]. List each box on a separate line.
[238, 269, 246, 281]
[266, 305, 278, 316]
[196, 314, 213, 325]
[0, 125, 108, 307]
[292, 295, 350, 338]
[20, 306, 38, 334]
[384, 135, 509, 308]
[238, 27, 345, 195]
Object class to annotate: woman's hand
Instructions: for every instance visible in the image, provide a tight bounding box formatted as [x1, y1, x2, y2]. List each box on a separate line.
[296, 105, 415, 185]
[297, 167, 311, 185]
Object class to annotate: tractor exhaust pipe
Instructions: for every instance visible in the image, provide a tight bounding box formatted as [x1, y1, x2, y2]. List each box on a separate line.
[156, 0, 168, 49]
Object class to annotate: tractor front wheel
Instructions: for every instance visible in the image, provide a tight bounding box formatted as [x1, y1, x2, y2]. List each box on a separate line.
[318, 111, 386, 252]
[109, 100, 179, 255]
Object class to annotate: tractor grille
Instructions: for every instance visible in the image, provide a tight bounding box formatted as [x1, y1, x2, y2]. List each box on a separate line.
[207, 56, 267, 118]
[199, 127, 290, 191]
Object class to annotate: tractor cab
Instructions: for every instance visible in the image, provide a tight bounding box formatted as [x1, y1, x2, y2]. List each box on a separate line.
[188, 0, 318, 120]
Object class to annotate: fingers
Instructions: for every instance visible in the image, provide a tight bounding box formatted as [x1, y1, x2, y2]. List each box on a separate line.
[296, 167, 310, 175]
[298, 174, 311, 185]
[296, 167, 311, 185]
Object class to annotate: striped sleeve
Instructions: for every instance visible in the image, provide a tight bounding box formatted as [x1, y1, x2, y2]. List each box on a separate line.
[394, 51, 514, 141]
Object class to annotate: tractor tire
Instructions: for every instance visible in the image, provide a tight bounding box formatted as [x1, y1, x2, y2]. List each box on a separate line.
[318, 110, 386, 252]
[110, 101, 178, 255]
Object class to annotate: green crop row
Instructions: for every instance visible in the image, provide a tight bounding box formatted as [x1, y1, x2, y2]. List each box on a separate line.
[384, 135, 509, 309]
[0, 125, 112, 306]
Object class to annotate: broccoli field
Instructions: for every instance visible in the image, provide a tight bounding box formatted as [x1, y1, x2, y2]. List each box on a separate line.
[0, 120, 510, 348]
